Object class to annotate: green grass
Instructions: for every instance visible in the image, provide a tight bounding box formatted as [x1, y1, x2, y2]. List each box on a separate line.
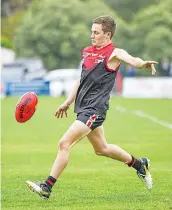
[1, 97, 172, 210]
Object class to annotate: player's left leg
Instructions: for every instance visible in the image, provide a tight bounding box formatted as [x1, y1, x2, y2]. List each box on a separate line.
[26, 120, 92, 199]
[87, 125, 152, 190]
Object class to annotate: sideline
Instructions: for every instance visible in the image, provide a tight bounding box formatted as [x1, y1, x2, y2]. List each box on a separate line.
[115, 105, 172, 130]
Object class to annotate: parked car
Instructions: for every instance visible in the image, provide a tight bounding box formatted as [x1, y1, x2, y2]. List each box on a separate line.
[1, 57, 47, 82]
[44, 69, 81, 97]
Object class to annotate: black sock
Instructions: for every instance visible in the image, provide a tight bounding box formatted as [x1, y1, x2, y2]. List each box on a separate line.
[45, 176, 56, 189]
[128, 155, 141, 171]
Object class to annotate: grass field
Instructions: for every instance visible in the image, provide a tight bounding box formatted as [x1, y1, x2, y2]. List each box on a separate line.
[1, 97, 172, 210]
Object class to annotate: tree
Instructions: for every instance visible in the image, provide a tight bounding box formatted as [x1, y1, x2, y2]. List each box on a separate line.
[104, 0, 160, 22]
[15, 0, 126, 70]
[1, 11, 25, 42]
[1, 0, 32, 46]
[131, 0, 172, 60]
[1, 0, 31, 17]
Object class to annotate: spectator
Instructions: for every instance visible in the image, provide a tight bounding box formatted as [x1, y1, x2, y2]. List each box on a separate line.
[125, 64, 136, 77]
[160, 57, 170, 76]
[169, 62, 172, 77]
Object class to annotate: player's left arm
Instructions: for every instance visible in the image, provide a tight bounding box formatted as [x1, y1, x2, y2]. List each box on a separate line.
[111, 48, 158, 75]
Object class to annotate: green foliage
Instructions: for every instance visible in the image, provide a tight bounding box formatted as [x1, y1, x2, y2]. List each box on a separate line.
[1, 0, 31, 17]
[104, 0, 172, 64]
[105, 0, 160, 21]
[145, 27, 172, 60]
[15, 0, 125, 70]
[1, 36, 13, 49]
[1, 10, 24, 41]
[131, 0, 172, 60]
[6, 0, 172, 73]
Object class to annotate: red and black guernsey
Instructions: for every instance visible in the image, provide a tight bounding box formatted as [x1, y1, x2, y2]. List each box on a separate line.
[74, 43, 120, 118]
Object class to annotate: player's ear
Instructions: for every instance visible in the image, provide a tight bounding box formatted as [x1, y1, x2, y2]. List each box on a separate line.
[106, 32, 111, 39]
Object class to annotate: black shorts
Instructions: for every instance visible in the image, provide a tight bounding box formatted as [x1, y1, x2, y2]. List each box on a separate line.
[76, 112, 105, 130]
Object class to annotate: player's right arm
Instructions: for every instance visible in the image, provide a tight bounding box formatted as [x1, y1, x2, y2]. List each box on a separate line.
[55, 80, 80, 118]
[111, 48, 158, 75]
[64, 80, 80, 106]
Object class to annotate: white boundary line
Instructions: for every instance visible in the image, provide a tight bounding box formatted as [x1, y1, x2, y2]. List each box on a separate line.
[115, 105, 172, 130]
[115, 105, 127, 113]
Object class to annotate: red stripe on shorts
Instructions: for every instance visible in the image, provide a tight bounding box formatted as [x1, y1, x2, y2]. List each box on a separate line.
[86, 114, 98, 128]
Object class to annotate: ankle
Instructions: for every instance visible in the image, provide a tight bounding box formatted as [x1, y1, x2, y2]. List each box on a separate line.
[45, 176, 57, 189]
[127, 156, 141, 171]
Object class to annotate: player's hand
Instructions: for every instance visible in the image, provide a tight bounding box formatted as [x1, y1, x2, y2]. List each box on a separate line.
[55, 102, 70, 118]
[141, 61, 158, 75]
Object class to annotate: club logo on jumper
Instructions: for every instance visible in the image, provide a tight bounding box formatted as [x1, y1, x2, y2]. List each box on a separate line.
[95, 59, 104, 63]
[83, 52, 105, 64]
[95, 54, 105, 63]
[82, 52, 90, 61]
[19, 98, 32, 118]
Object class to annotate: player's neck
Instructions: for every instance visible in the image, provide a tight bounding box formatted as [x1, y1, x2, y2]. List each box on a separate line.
[95, 41, 112, 50]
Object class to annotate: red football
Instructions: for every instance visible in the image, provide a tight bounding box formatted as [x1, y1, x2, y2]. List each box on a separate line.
[15, 92, 38, 123]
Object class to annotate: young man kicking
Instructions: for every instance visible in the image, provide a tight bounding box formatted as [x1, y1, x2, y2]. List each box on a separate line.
[26, 15, 157, 199]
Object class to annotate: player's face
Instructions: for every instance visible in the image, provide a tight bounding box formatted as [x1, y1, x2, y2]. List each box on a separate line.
[91, 23, 111, 48]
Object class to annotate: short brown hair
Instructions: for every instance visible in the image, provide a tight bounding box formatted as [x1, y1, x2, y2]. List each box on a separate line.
[93, 15, 116, 39]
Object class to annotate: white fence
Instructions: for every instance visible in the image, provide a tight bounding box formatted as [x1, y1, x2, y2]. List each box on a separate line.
[122, 77, 172, 98]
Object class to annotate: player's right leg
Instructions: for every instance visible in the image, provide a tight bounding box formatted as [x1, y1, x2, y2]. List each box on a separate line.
[26, 120, 91, 199]
[87, 126, 152, 190]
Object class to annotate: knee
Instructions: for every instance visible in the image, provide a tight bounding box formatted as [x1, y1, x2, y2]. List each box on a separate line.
[95, 147, 108, 156]
[58, 138, 70, 151]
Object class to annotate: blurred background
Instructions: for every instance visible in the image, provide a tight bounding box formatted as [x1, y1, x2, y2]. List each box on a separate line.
[1, 0, 172, 98]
